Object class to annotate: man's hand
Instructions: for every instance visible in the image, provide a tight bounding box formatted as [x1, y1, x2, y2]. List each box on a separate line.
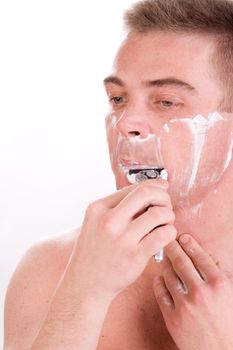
[27, 179, 176, 349]
[72, 179, 176, 300]
[153, 234, 233, 350]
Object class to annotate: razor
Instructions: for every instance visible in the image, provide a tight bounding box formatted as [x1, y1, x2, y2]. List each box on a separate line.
[127, 167, 168, 262]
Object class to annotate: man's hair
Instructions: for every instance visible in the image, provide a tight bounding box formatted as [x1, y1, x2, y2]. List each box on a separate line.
[124, 0, 233, 112]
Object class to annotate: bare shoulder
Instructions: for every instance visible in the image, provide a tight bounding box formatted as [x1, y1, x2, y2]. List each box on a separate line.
[4, 228, 80, 349]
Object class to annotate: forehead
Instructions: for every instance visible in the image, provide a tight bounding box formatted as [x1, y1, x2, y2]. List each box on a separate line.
[112, 31, 216, 86]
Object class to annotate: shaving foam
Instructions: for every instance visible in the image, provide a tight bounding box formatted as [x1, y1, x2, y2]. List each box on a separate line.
[108, 112, 233, 210]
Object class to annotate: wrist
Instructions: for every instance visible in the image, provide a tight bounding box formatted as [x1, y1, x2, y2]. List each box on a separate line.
[63, 256, 115, 308]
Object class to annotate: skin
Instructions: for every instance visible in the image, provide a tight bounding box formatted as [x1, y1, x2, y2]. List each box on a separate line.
[104, 31, 233, 349]
[4, 31, 233, 349]
[155, 235, 233, 350]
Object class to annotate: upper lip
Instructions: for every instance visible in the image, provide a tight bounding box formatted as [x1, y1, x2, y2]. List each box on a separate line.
[119, 157, 161, 169]
[119, 158, 140, 166]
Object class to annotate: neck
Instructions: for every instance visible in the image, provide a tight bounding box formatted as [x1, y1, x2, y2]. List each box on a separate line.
[174, 160, 233, 274]
[137, 158, 233, 280]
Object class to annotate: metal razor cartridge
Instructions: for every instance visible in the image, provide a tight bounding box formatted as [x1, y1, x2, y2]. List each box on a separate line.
[127, 168, 168, 184]
[127, 167, 168, 263]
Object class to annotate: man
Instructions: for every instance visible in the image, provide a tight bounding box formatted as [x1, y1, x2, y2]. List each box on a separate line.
[4, 0, 233, 349]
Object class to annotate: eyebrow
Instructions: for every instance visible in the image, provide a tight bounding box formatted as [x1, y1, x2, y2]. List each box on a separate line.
[103, 76, 124, 86]
[103, 75, 196, 92]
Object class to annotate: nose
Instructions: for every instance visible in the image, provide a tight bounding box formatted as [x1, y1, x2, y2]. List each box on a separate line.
[115, 107, 152, 138]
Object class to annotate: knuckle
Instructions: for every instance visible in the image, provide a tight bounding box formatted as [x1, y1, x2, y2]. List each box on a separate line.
[136, 183, 172, 207]
[174, 255, 188, 271]
[210, 275, 227, 290]
[100, 212, 117, 234]
[166, 225, 177, 239]
[159, 189, 172, 207]
[117, 235, 136, 257]
[136, 183, 153, 197]
[168, 210, 176, 223]
[149, 205, 164, 217]
[175, 301, 195, 323]
[194, 253, 209, 266]
[156, 290, 172, 306]
[169, 303, 187, 327]
[151, 206, 174, 220]
[162, 207, 175, 222]
[178, 301, 190, 314]
[158, 225, 176, 242]
[86, 200, 104, 217]
[191, 283, 206, 304]
[157, 206, 168, 218]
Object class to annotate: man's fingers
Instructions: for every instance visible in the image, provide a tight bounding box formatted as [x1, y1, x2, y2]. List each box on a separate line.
[101, 184, 137, 208]
[112, 182, 172, 223]
[126, 206, 175, 243]
[138, 224, 177, 257]
[178, 234, 222, 283]
[101, 179, 169, 211]
[153, 276, 174, 313]
[165, 239, 204, 290]
[163, 260, 188, 305]
[165, 234, 223, 292]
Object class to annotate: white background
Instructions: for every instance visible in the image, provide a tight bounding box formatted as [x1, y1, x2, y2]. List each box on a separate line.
[0, 0, 136, 345]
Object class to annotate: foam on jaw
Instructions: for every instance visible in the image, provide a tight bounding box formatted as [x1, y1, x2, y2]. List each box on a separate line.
[110, 111, 233, 210]
[167, 113, 227, 191]
[224, 134, 233, 172]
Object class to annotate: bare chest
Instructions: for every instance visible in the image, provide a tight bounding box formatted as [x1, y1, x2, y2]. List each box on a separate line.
[97, 283, 178, 350]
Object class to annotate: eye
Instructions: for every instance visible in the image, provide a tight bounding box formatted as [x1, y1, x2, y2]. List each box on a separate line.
[160, 100, 176, 108]
[109, 96, 125, 105]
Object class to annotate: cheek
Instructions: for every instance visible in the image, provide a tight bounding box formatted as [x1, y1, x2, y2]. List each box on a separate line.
[161, 122, 193, 180]
[106, 113, 131, 189]
[105, 114, 119, 168]
[106, 112, 233, 198]
[160, 122, 196, 206]
[106, 114, 115, 146]
[161, 113, 233, 208]
[105, 113, 117, 135]
[196, 121, 233, 184]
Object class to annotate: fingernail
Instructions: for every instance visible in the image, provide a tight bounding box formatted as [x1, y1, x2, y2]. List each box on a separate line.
[179, 234, 190, 244]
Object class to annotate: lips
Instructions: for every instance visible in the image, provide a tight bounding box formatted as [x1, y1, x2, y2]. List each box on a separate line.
[119, 157, 161, 169]
[119, 157, 140, 167]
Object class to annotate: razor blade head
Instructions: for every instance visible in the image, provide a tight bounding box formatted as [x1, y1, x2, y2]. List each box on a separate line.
[127, 168, 168, 184]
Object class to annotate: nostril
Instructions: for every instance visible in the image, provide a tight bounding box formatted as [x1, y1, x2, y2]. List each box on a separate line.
[129, 131, 140, 136]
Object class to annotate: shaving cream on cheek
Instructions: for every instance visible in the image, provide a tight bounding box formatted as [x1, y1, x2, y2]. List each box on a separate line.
[162, 112, 233, 207]
[105, 113, 117, 132]
[105, 113, 119, 171]
[107, 112, 233, 208]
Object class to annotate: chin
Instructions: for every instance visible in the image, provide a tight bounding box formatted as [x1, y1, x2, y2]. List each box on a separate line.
[115, 178, 129, 190]
[114, 171, 130, 190]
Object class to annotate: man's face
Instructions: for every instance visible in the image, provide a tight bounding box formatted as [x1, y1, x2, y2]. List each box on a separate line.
[104, 31, 232, 207]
